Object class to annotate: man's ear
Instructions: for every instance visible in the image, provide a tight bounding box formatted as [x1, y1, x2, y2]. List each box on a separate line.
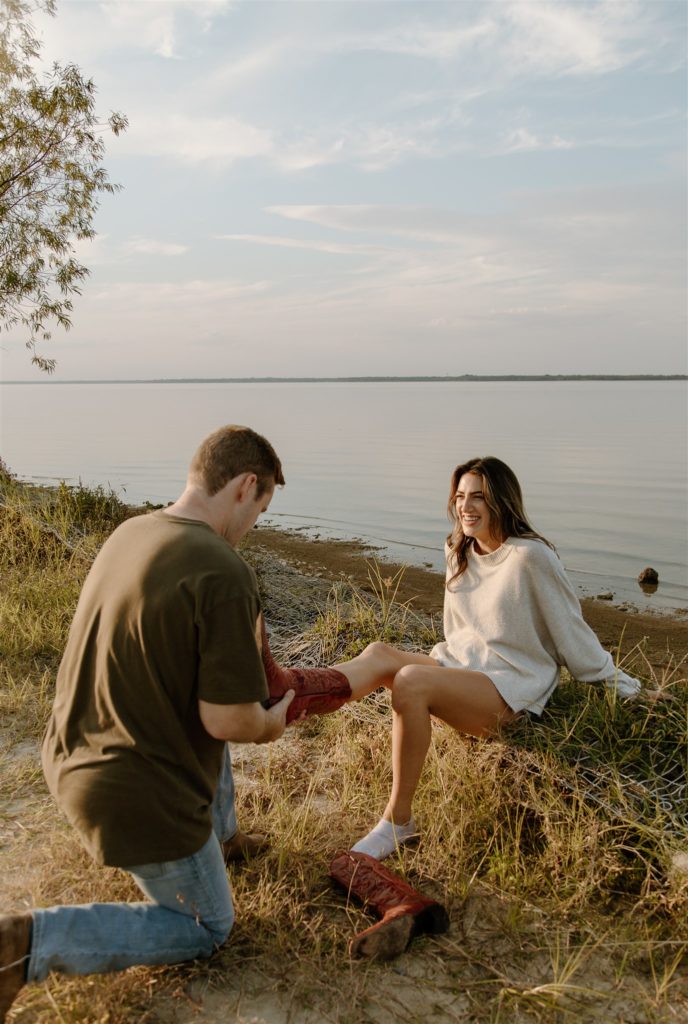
[237, 472, 258, 502]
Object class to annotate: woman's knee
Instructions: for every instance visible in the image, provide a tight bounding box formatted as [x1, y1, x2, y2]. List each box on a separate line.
[391, 665, 428, 710]
[360, 640, 401, 671]
[362, 640, 393, 659]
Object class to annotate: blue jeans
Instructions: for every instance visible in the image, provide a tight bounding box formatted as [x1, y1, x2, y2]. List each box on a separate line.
[27, 747, 238, 981]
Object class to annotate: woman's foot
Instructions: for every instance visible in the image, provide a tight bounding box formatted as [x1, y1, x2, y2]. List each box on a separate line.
[351, 817, 418, 860]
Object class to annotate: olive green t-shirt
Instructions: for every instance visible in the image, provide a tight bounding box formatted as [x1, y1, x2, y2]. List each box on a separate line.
[42, 511, 268, 868]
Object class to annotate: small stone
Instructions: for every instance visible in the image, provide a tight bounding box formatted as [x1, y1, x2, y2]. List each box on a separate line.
[638, 567, 659, 585]
[596, 592, 614, 601]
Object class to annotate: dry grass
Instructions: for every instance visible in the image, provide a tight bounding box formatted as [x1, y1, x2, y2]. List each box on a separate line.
[1, 477, 686, 1023]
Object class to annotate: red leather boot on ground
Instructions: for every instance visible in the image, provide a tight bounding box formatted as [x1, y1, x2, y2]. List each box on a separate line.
[329, 850, 449, 960]
[260, 619, 352, 724]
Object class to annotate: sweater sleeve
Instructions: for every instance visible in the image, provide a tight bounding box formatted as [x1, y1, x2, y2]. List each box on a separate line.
[524, 544, 641, 697]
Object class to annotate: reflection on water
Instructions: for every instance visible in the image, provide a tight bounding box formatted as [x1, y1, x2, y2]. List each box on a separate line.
[1, 380, 686, 609]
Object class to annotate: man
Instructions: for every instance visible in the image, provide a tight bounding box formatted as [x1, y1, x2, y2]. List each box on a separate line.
[0, 425, 294, 1021]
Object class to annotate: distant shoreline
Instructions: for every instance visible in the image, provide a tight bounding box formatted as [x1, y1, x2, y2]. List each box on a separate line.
[3, 374, 687, 385]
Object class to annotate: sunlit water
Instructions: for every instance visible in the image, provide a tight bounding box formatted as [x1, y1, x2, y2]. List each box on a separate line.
[1, 380, 686, 611]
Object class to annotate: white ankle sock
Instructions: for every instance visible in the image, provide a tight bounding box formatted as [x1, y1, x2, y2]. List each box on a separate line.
[351, 816, 418, 860]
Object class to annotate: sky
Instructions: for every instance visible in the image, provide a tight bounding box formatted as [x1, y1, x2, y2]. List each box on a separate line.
[3, 0, 687, 380]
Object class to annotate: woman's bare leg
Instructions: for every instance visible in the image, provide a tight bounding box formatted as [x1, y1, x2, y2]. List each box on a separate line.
[353, 664, 518, 857]
[259, 612, 432, 704]
[334, 642, 436, 700]
[384, 664, 517, 823]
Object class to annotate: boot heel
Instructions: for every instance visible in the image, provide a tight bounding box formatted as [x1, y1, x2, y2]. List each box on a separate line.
[329, 851, 449, 961]
[350, 915, 414, 960]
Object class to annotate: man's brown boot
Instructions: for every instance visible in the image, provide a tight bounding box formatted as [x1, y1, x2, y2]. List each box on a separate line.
[0, 912, 31, 1023]
[329, 851, 449, 960]
[260, 619, 352, 724]
[221, 830, 268, 863]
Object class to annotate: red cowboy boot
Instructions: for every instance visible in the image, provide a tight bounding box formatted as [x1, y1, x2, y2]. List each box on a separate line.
[329, 850, 449, 960]
[260, 619, 351, 724]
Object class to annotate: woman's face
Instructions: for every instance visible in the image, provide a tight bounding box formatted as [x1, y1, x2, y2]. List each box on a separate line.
[454, 472, 500, 553]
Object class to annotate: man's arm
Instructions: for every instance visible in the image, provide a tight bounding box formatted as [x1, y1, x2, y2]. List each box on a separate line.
[199, 690, 294, 744]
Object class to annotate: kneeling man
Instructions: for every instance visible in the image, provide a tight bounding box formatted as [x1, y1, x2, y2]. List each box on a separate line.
[0, 425, 293, 1020]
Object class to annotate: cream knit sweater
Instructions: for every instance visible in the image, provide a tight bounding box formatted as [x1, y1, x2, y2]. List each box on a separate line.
[430, 537, 641, 715]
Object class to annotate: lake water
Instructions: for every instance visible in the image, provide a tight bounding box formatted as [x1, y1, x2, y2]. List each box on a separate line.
[1, 380, 687, 611]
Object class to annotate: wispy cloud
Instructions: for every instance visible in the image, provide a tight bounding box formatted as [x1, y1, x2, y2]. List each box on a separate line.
[71, 236, 189, 265]
[96, 1, 234, 60]
[124, 237, 188, 257]
[121, 113, 273, 165]
[261, 184, 684, 311]
[209, 39, 292, 88]
[216, 234, 361, 255]
[58, 0, 680, 176]
[337, 19, 498, 61]
[256, 3, 665, 78]
[92, 278, 271, 308]
[501, 1, 642, 77]
[499, 128, 575, 153]
[266, 205, 498, 246]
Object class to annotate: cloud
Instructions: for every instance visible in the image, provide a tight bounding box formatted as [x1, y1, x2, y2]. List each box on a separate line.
[272, 120, 447, 173]
[215, 2, 679, 88]
[70, 236, 189, 265]
[121, 113, 273, 165]
[209, 39, 291, 88]
[502, 1, 639, 76]
[96, 1, 234, 60]
[35, 1, 682, 177]
[15, 179, 682, 377]
[70, 234, 113, 267]
[266, 205, 498, 246]
[124, 237, 188, 257]
[288, 3, 666, 79]
[119, 106, 460, 172]
[261, 184, 685, 319]
[92, 279, 271, 307]
[337, 19, 498, 61]
[499, 128, 575, 153]
[216, 234, 362, 256]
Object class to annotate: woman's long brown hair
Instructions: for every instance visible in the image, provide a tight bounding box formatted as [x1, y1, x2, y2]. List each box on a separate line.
[446, 456, 554, 586]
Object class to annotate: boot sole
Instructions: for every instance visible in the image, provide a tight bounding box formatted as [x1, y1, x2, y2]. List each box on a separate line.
[351, 915, 414, 960]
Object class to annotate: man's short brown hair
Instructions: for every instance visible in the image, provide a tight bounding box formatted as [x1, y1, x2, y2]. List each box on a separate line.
[189, 425, 284, 497]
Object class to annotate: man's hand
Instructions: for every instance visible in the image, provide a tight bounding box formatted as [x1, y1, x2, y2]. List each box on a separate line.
[199, 691, 295, 744]
[260, 690, 295, 742]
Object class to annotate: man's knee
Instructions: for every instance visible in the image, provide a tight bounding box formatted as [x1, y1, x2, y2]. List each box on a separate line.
[199, 904, 234, 954]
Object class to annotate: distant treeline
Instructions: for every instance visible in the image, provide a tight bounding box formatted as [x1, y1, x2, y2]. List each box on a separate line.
[5, 374, 687, 384]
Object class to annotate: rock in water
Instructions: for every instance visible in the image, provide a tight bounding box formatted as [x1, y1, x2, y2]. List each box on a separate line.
[638, 567, 659, 585]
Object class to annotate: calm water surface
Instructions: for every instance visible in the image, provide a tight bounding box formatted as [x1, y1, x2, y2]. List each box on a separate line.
[2, 381, 686, 610]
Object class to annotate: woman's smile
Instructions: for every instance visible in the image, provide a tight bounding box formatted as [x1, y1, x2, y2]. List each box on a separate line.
[455, 472, 501, 553]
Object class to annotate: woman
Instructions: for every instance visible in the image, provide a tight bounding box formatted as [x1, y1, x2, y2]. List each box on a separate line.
[333, 456, 643, 860]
